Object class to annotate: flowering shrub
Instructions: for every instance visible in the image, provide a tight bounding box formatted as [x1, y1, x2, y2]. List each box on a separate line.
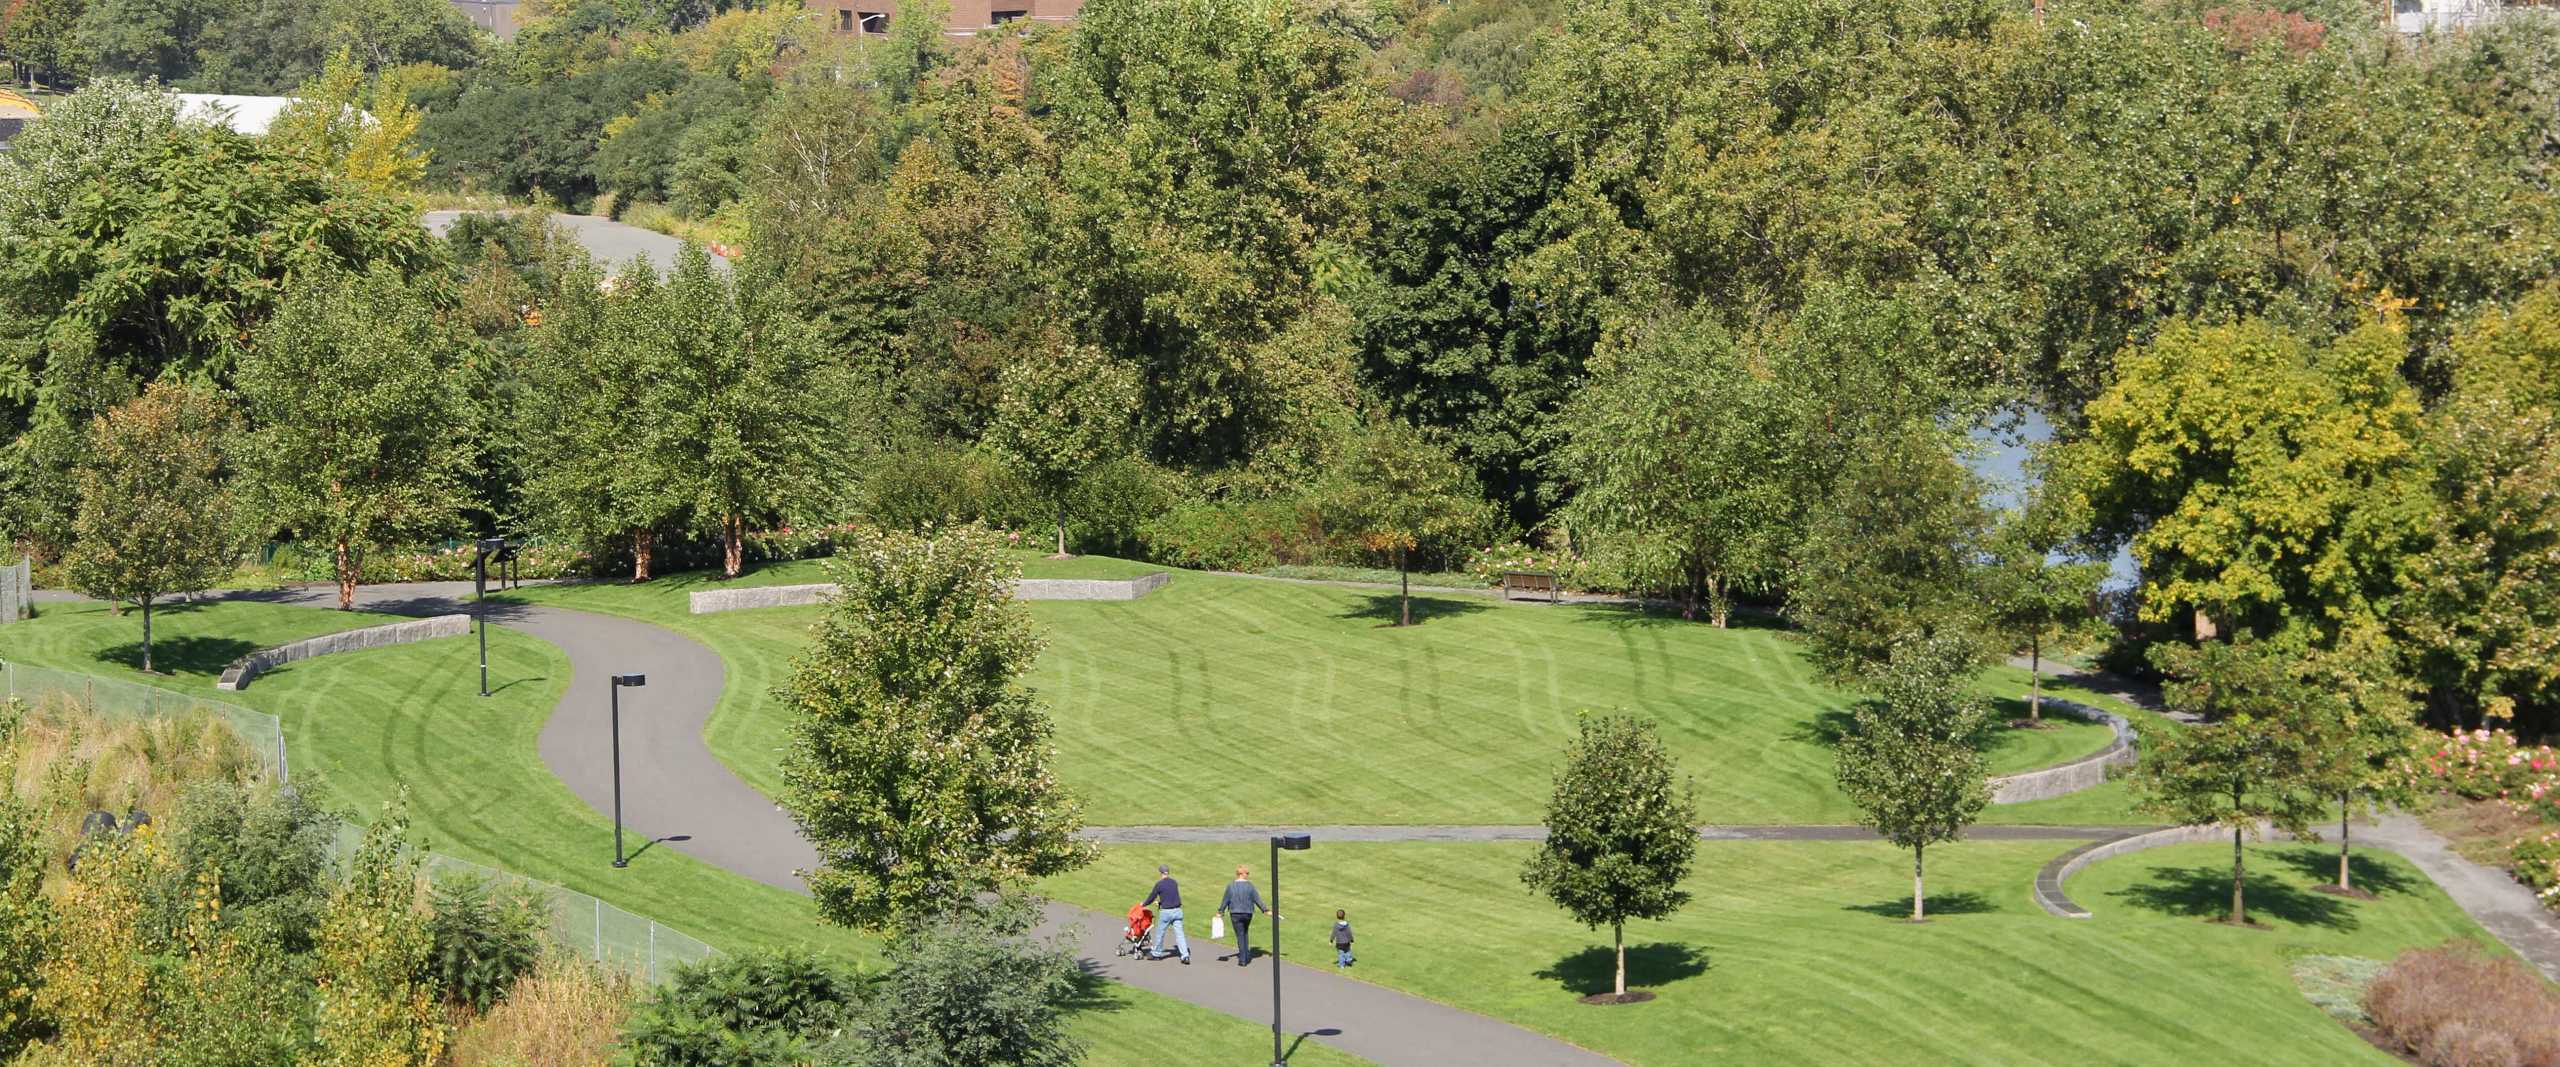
[744, 522, 865, 562]
[372, 543, 589, 583]
[2414, 728, 2558, 802]
[1465, 541, 1581, 589]
[2513, 831, 2560, 907]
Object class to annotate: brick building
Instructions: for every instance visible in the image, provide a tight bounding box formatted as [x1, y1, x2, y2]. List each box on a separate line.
[814, 0, 1084, 36]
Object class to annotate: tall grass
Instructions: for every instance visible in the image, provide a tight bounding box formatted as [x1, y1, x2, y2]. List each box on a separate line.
[4, 694, 256, 858]
[446, 954, 639, 1067]
[2362, 940, 2560, 1066]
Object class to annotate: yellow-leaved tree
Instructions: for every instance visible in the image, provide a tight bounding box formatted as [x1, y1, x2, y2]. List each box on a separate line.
[270, 48, 429, 197]
[313, 804, 443, 1067]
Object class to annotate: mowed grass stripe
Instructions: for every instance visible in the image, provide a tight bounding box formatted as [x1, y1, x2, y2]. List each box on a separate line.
[1042, 840, 2498, 1065]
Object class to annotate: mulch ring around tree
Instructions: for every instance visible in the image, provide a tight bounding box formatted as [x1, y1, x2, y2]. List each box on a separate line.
[2311, 884, 2381, 901]
[1577, 991, 1658, 1006]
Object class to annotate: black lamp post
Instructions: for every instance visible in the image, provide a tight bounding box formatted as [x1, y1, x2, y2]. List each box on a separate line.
[1270, 831, 1311, 1066]
[471, 538, 516, 697]
[610, 674, 646, 867]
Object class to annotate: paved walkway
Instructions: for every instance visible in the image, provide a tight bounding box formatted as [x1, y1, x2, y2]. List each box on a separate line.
[422, 211, 729, 276]
[177, 583, 1619, 1067]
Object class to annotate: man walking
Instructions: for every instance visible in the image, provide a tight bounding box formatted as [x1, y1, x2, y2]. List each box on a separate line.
[1144, 863, 1190, 964]
[1221, 864, 1271, 967]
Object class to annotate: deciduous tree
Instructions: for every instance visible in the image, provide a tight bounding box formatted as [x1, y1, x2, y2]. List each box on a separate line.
[1790, 429, 1992, 685]
[2133, 639, 2329, 926]
[1833, 633, 1993, 922]
[65, 381, 238, 673]
[312, 803, 442, 1067]
[778, 524, 1094, 933]
[1322, 416, 1491, 627]
[518, 257, 686, 580]
[1979, 485, 2108, 723]
[982, 339, 1140, 559]
[1520, 714, 1698, 1001]
[236, 265, 471, 610]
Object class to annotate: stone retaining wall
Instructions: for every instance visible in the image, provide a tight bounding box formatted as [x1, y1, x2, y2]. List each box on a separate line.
[688, 572, 1172, 614]
[1987, 699, 2138, 804]
[216, 614, 472, 690]
[2032, 821, 2291, 918]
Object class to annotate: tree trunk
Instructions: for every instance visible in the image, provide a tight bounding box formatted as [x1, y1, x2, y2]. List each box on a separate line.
[1398, 547, 1411, 627]
[631, 528, 654, 582]
[2338, 794, 2353, 891]
[721, 512, 743, 578]
[1053, 503, 1070, 559]
[2230, 823, 2247, 925]
[1707, 574, 1729, 629]
[334, 538, 357, 610]
[1680, 576, 1698, 622]
[2028, 635, 2043, 723]
[1913, 844, 1926, 922]
[140, 595, 154, 674]
[1613, 919, 1626, 998]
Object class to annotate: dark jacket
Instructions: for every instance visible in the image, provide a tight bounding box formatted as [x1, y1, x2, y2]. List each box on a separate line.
[1144, 876, 1181, 910]
[1219, 879, 1264, 916]
[1332, 920, 1354, 947]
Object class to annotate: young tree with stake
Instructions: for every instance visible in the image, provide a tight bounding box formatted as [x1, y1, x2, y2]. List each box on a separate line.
[983, 339, 1140, 559]
[1520, 715, 1698, 1002]
[65, 382, 239, 674]
[1833, 633, 1993, 921]
[2296, 629, 2424, 895]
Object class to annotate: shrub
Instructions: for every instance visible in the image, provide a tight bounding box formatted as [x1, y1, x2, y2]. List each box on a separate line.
[862, 443, 1038, 534]
[1138, 495, 1331, 572]
[839, 900, 1082, 1067]
[617, 950, 864, 1067]
[428, 875, 547, 1013]
[2362, 941, 2560, 1067]
[448, 954, 639, 1067]
[161, 781, 338, 952]
[1465, 540, 1577, 588]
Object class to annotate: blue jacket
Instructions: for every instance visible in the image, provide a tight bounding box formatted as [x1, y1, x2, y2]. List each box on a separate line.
[1219, 879, 1264, 915]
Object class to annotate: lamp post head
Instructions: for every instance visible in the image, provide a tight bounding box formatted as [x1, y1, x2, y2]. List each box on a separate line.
[612, 674, 647, 687]
[1273, 832, 1311, 851]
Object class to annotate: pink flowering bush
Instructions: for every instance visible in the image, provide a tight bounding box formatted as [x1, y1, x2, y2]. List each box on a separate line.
[1465, 541, 1581, 588]
[2416, 728, 2559, 802]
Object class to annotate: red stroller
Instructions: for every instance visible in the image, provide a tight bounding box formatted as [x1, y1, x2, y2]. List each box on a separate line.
[1117, 902, 1155, 958]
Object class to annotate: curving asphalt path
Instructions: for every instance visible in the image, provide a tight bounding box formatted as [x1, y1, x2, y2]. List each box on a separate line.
[192, 582, 1620, 1067]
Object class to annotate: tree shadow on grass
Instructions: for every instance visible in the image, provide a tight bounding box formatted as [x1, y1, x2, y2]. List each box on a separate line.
[1782, 707, 1859, 749]
[1841, 891, 1998, 920]
[2265, 845, 2420, 897]
[1334, 593, 1491, 627]
[1532, 942, 1711, 997]
[2107, 863, 2358, 931]
[96, 635, 256, 677]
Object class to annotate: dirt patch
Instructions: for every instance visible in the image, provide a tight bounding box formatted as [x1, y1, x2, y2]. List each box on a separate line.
[2207, 916, 2276, 931]
[1576, 991, 1658, 1006]
[2416, 795, 2543, 868]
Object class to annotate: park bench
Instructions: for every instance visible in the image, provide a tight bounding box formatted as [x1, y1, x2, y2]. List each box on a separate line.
[1500, 570, 1562, 603]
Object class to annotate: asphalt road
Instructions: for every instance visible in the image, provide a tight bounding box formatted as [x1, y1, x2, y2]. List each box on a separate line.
[421, 210, 729, 276]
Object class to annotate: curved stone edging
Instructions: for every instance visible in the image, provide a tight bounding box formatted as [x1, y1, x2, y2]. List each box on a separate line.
[2033, 822, 2292, 918]
[687, 572, 1172, 614]
[215, 613, 472, 690]
[1988, 698, 2138, 804]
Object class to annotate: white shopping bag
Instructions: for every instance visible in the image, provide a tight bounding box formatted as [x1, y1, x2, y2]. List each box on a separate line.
[1211, 912, 1226, 940]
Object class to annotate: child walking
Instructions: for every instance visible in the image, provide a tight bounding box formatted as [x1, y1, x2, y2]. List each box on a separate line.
[1332, 908, 1355, 969]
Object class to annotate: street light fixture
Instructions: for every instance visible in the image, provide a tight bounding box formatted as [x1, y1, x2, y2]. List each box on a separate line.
[471, 538, 516, 697]
[609, 674, 646, 868]
[1269, 831, 1311, 1066]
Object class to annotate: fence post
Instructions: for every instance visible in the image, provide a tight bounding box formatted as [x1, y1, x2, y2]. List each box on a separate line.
[594, 899, 603, 963]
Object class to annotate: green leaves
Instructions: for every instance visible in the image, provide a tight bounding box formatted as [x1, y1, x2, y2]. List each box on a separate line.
[1833, 633, 1993, 855]
[1521, 715, 1699, 932]
[777, 524, 1095, 934]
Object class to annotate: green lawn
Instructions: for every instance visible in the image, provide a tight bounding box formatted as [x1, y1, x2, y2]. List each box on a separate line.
[0, 599, 1366, 1065]
[507, 560, 2140, 826]
[1043, 839, 2500, 1066]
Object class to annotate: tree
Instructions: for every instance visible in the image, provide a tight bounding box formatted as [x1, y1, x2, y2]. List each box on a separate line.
[777, 524, 1095, 933]
[64, 381, 238, 673]
[1979, 487, 2108, 724]
[312, 803, 442, 1067]
[1322, 417, 1491, 627]
[844, 895, 1084, 1067]
[0, 709, 51, 1059]
[518, 257, 686, 580]
[1833, 634, 1993, 922]
[1790, 429, 1993, 685]
[1, 0, 85, 87]
[236, 265, 472, 610]
[1555, 313, 1799, 627]
[2133, 640, 2328, 926]
[268, 48, 427, 197]
[1520, 715, 1698, 1001]
[982, 339, 1140, 559]
[2293, 628, 2424, 895]
[2401, 288, 2560, 736]
[2059, 319, 2430, 645]
[653, 248, 850, 579]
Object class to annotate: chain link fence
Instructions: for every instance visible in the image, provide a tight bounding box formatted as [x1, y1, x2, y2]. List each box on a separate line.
[3, 659, 716, 981]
